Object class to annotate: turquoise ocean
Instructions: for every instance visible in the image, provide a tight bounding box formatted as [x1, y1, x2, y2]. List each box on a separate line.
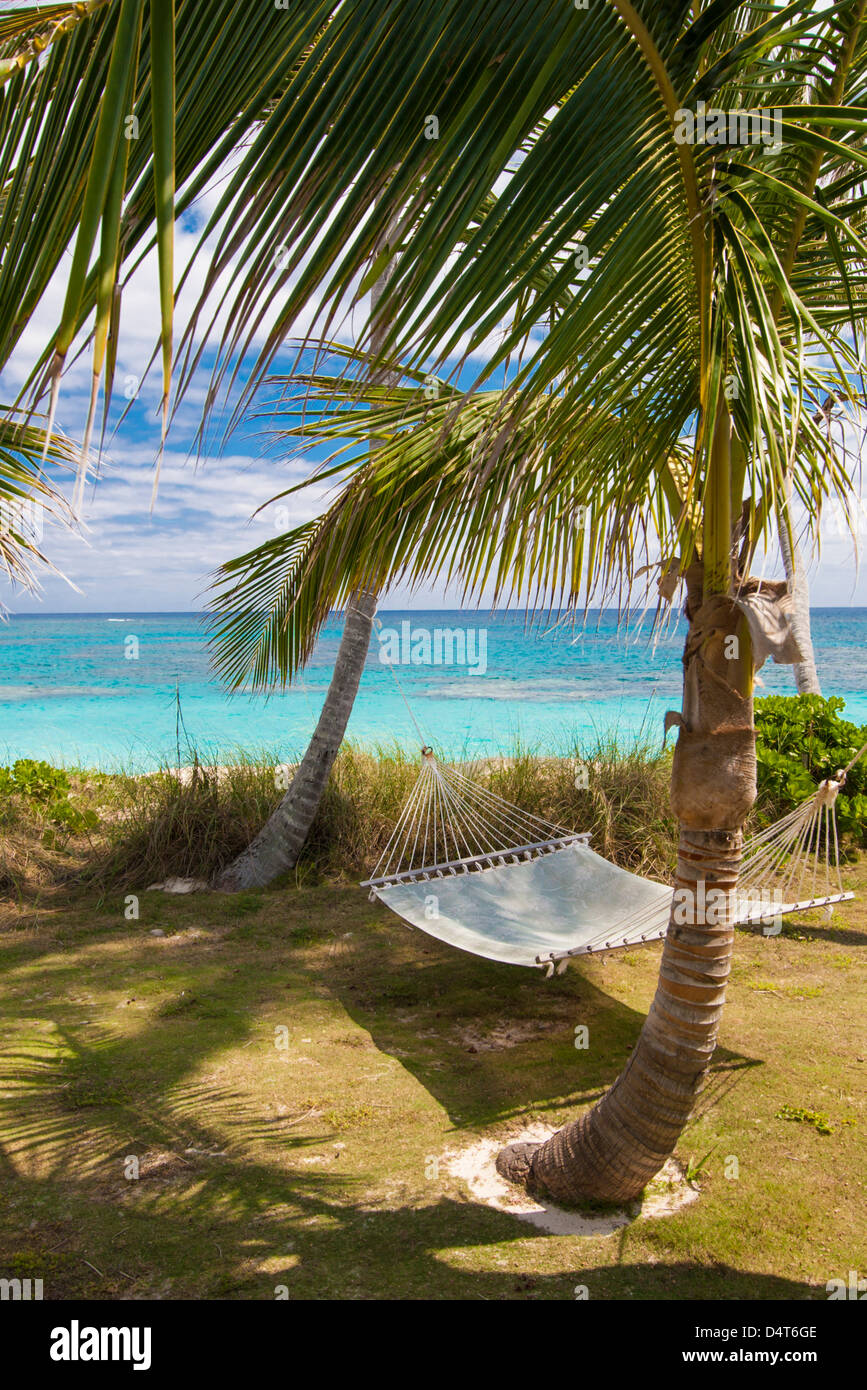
[2, 609, 867, 772]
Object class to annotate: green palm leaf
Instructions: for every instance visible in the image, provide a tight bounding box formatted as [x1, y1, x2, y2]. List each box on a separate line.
[0, 409, 78, 596]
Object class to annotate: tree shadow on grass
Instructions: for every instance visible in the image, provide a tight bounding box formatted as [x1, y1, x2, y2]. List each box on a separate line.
[0, 1155, 824, 1302]
[737, 917, 867, 948]
[0, 890, 766, 1305]
[0, 894, 762, 1146]
[305, 919, 762, 1130]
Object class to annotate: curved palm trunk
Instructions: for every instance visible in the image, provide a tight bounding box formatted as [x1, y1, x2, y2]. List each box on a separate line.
[215, 587, 377, 891]
[497, 586, 756, 1204]
[777, 473, 821, 696]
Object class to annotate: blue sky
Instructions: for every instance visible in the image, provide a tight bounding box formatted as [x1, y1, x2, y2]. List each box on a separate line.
[3, 164, 866, 615]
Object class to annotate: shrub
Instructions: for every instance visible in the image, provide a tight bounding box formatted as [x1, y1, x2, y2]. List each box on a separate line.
[0, 759, 97, 835]
[753, 695, 867, 841]
[0, 759, 71, 802]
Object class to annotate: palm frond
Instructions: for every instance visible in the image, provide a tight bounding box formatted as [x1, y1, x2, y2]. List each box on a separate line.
[207, 366, 696, 689]
[0, 408, 78, 595]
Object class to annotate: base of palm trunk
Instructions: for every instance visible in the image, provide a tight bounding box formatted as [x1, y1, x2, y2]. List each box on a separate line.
[496, 825, 744, 1206]
[495, 1142, 541, 1188]
[495, 1111, 665, 1205]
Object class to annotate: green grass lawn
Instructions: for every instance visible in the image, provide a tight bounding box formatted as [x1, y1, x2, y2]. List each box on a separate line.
[0, 863, 864, 1300]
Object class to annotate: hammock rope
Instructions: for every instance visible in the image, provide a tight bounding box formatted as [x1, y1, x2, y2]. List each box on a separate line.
[362, 618, 863, 971]
[363, 746, 861, 972]
[364, 750, 588, 888]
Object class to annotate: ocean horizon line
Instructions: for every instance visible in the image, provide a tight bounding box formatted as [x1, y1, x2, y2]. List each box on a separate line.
[6, 606, 867, 619]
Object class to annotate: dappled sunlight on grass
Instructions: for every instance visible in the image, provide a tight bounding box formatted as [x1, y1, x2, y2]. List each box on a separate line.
[0, 861, 864, 1298]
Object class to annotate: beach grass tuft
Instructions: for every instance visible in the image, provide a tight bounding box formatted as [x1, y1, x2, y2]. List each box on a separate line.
[0, 740, 676, 898]
[2, 697, 863, 901]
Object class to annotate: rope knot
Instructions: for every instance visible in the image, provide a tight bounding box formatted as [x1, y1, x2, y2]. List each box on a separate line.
[817, 778, 841, 807]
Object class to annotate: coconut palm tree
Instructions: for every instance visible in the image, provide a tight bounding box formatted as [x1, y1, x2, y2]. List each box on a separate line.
[8, 0, 850, 831]
[12, 0, 867, 1202]
[208, 367, 849, 1208]
[205, 8, 867, 1202]
[208, 357, 859, 1214]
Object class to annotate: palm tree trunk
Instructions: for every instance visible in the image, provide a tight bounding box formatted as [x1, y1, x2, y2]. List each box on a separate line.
[497, 580, 757, 1204]
[214, 587, 377, 890]
[777, 471, 821, 695]
[215, 224, 399, 893]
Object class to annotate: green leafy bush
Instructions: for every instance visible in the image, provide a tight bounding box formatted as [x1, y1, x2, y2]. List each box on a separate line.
[754, 695, 867, 841]
[0, 759, 96, 835]
[0, 759, 71, 801]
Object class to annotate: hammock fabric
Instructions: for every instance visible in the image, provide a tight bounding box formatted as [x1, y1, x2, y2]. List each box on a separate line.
[362, 750, 856, 972]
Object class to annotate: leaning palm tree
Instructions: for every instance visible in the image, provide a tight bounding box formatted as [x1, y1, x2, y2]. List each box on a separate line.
[14, 0, 867, 1203]
[216, 202, 582, 890]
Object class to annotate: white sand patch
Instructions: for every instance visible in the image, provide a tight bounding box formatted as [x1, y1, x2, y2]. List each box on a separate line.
[444, 1125, 699, 1236]
[641, 1162, 702, 1221]
[168, 763, 300, 787]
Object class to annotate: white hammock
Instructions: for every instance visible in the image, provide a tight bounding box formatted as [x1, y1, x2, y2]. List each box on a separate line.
[362, 749, 856, 973]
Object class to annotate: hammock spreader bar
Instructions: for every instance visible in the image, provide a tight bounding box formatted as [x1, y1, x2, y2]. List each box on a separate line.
[361, 833, 590, 890]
